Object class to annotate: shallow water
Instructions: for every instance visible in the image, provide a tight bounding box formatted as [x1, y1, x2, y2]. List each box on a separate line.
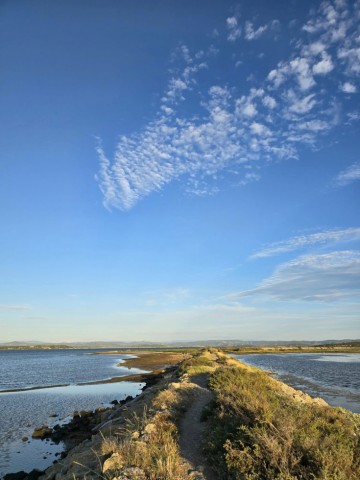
[0, 349, 144, 391]
[233, 353, 360, 413]
[0, 350, 145, 477]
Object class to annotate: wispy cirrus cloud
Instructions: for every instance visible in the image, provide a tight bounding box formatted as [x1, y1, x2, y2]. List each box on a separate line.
[251, 227, 360, 259]
[335, 162, 360, 186]
[231, 250, 360, 302]
[96, 0, 360, 211]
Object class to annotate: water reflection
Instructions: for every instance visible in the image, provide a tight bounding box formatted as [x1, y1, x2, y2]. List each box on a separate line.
[0, 381, 144, 476]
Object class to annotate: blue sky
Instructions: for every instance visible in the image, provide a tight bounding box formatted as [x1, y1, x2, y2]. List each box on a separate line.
[1, 0, 359, 342]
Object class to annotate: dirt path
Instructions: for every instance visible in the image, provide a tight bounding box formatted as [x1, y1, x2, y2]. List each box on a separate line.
[179, 374, 216, 480]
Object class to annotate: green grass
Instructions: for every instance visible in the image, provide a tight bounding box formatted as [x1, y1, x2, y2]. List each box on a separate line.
[205, 365, 360, 480]
[178, 352, 213, 375]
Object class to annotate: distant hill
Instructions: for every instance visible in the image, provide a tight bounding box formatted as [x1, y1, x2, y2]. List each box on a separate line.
[0, 339, 359, 349]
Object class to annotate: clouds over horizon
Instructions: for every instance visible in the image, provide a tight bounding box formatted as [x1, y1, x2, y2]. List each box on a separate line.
[239, 228, 360, 304]
[96, 0, 360, 211]
[231, 250, 360, 302]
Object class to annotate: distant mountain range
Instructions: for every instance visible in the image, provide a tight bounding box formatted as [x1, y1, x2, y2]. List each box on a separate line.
[0, 339, 359, 348]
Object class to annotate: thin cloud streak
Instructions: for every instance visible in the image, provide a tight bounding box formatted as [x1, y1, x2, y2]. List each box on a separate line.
[335, 162, 360, 186]
[251, 227, 360, 258]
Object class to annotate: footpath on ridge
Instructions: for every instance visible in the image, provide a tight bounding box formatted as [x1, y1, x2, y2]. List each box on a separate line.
[10, 351, 218, 480]
[178, 374, 216, 480]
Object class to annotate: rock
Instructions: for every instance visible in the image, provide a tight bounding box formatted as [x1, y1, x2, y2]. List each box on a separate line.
[48, 413, 58, 418]
[4, 469, 43, 480]
[80, 410, 92, 417]
[32, 426, 52, 439]
[26, 470, 43, 480]
[110, 399, 119, 405]
[3, 472, 27, 480]
[102, 452, 122, 473]
[21, 436, 28, 442]
[121, 466, 146, 479]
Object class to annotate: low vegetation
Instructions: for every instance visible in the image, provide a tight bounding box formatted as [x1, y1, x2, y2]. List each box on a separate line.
[178, 351, 214, 376]
[100, 374, 197, 479]
[41, 349, 359, 480]
[224, 344, 360, 354]
[205, 362, 360, 480]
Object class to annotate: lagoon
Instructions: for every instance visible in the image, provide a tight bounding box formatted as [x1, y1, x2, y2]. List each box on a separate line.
[233, 352, 360, 413]
[0, 349, 145, 477]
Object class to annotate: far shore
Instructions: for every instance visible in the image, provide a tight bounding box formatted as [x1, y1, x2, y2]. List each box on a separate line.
[1, 347, 358, 393]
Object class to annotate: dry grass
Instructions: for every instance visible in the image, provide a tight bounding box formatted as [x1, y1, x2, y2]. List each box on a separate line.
[99, 374, 198, 479]
[101, 411, 185, 479]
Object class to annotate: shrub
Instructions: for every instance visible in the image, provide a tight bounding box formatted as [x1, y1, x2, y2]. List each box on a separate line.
[205, 365, 360, 480]
[178, 354, 213, 376]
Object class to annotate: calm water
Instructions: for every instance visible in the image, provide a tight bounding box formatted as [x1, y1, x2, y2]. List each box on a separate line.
[233, 353, 360, 413]
[0, 349, 146, 477]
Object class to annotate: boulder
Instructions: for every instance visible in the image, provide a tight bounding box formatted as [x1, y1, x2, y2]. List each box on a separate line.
[32, 426, 52, 439]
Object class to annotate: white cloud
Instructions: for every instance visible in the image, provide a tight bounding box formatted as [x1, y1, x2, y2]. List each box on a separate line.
[226, 16, 241, 41]
[287, 92, 316, 114]
[297, 119, 330, 131]
[232, 251, 360, 301]
[338, 47, 360, 75]
[250, 122, 272, 136]
[161, 105, 174, 115]
[96, 0, 360, 211]
[307, 42, 326, 56]
[335, 162, 360, 186]
[290, 57, 316, 90]
[262, 95, 277, 109]
[340, 81, 357, 93]
[165, 78, 189, 101]
[268, 57, 316, 91]
[251, 227, 360, 258]
[312, 52, 334, 75]
[243, 103, 257, 117]
[244, 21, 268, 41]
[267, 67, 286, 88]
